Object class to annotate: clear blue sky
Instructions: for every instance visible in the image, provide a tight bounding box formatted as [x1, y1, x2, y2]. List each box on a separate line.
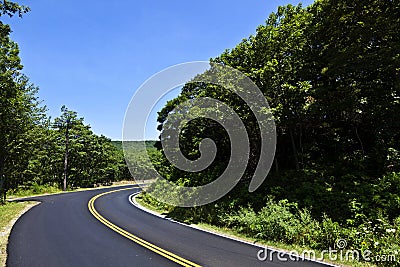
[4, 0, 313, 140]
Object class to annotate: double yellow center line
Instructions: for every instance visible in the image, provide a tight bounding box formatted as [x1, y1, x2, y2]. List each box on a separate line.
[88, 187, 201, 267]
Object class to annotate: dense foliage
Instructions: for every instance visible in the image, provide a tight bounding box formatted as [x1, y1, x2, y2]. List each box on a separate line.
[117, 140, 159, 182]
[0, 1, 127, 201]
[144, 0, 400, 265]
[1, 0, 400, 264]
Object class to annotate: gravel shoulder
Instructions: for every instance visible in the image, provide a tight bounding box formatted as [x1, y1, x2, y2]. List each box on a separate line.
[0, 201, 39, 267]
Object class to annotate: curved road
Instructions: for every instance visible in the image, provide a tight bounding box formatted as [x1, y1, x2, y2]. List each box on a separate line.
[8, 185, 329, 267]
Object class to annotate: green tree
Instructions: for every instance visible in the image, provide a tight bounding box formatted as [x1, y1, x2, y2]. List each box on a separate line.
[0, 1, 38, 201]
[153, 0, 400, 222]
[53, 106, 80, 191]
[0, 1, 129, 201]
[52, 107, 126, 189]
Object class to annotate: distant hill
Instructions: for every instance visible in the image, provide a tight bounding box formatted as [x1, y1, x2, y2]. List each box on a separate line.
[111, 141, 157, 152]
[113, 140, 160, 181]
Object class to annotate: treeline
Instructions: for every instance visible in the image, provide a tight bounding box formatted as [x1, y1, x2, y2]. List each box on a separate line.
[144, 0, 400, 263]
[116, 141, 160, 181]
[0, 2, 128, 201]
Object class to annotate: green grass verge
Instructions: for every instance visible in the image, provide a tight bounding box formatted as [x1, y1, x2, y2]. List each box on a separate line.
[0, 181, 137, 267]
[0, 201, 38, 267]
[6, 180, 136, 200]
[135, 193, 376, 267]
[7, 184, 62, 199]
[135, 194, 170, 215]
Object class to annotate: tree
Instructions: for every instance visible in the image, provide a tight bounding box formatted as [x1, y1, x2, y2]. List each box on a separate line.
[0, 1, 37, 201]
[0, 1, 128, 201]
[153, 0, 400, 221]
[53, 106, 81, 191]
[52, 107, 126, 189]
[0, 0, 29, 18]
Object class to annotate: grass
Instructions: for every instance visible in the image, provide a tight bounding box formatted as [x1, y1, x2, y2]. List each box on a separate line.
[135, 194, 170, 215]
[0, 180, 137, 266]
[6, 180, 137, 200]
[7, 184, 62, 199]
[135, 193, 377, 267]
[0, 201, 39, 267]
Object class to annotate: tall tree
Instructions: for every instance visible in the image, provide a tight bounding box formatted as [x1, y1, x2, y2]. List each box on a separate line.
[153, 0, 400, 221]
[0, 1, 34, 201]
[53, 106, 80, 191]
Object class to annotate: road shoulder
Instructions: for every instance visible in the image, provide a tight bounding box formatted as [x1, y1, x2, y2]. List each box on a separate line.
[0, 201, 39, 267]
[131, 192, 341, 267]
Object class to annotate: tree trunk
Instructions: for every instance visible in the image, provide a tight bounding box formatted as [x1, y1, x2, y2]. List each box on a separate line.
[299, 125, 304, 167]
[355, 126, 365, 157]
[63, 125, 69, 191]
[0, 174, 4, 203]
[289, 127, 300, 171]
[0, 157, 5, 203]
[274, 157, 279, 173]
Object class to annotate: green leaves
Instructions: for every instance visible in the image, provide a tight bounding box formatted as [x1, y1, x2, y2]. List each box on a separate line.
[0, 0, 30, 18]
[0, 4, 126, 196]
[51, 108, 126, 188]
[151, 0, 400, 232]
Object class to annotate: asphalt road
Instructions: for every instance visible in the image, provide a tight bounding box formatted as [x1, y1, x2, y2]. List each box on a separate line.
[7, 185, 330, 267]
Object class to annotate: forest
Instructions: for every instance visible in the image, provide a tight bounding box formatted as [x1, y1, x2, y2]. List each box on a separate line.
[0, 2, 128, 201]
[1, 0, 400, 265]
[140, 0, 400, 265]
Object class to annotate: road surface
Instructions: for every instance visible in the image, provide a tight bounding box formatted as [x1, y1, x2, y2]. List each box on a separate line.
[7, 185, 330, 267]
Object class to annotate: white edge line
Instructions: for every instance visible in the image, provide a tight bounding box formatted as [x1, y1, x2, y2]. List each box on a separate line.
[129, 192, 339, 267]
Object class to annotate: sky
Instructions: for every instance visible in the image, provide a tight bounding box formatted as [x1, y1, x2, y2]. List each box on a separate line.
[4, 0, 313, 140]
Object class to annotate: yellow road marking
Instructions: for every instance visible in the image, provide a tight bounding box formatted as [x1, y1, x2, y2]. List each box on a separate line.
[88, 188, 202, 267]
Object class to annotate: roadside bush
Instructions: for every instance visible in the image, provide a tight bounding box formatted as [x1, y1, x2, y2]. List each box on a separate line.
[224, 199, 301, 243]
[7, 182, 61, 197]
